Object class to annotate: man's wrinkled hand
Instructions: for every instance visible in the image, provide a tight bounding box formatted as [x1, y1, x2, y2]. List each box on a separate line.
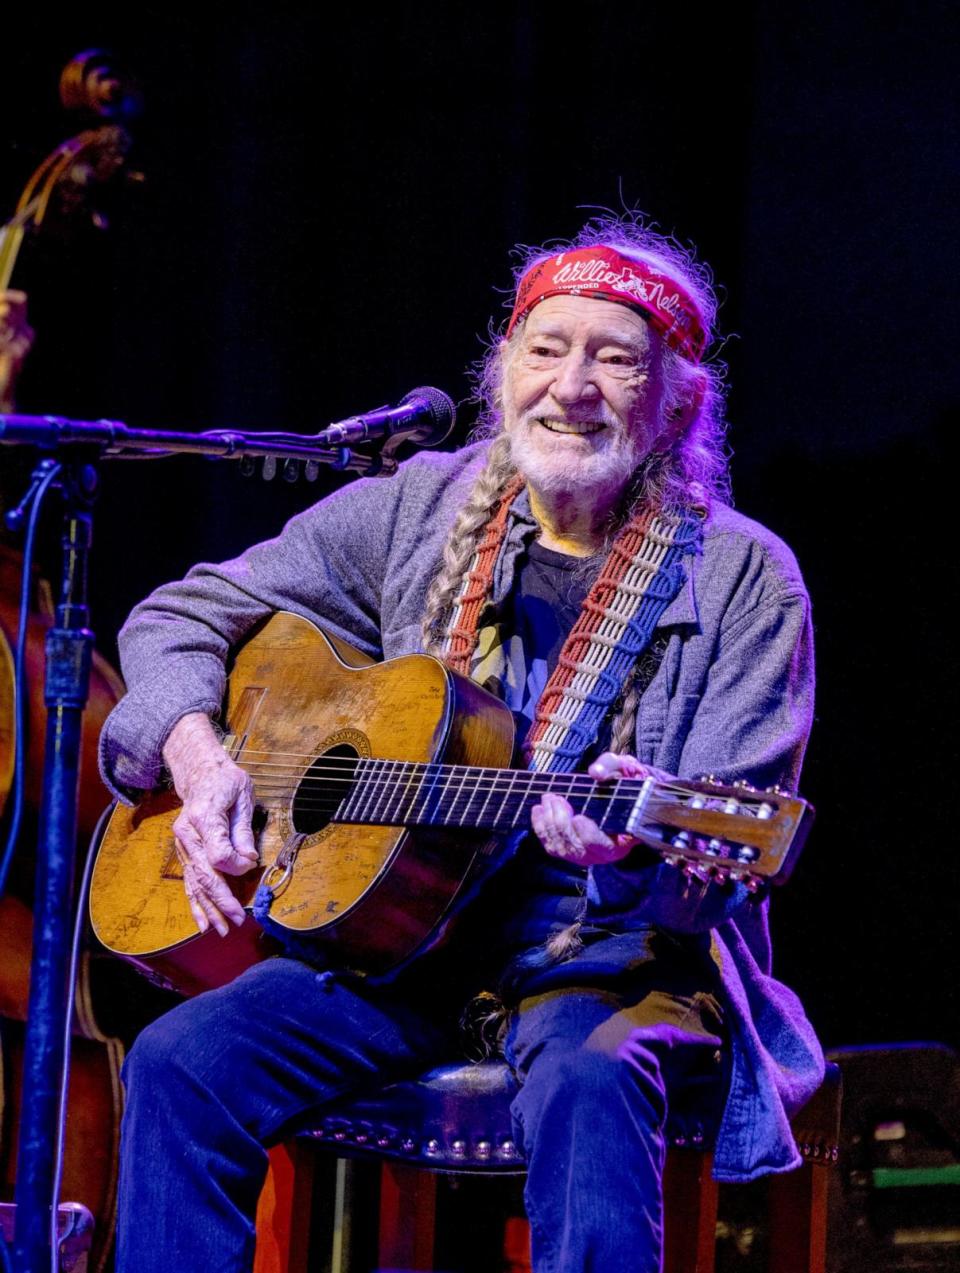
[163, 713, 259, 937]
[530, 751, 668, 868]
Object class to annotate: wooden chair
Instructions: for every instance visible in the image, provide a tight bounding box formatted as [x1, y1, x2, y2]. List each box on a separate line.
[254, 1059, 841, 1273]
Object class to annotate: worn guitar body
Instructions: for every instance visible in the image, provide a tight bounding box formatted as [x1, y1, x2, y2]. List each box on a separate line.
[90, 613, 515, 995]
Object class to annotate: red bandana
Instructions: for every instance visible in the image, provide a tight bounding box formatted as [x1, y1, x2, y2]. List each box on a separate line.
[506, 245, 707, 363]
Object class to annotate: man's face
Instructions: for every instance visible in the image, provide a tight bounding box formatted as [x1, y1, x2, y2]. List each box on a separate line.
[501, 294, 666, 502]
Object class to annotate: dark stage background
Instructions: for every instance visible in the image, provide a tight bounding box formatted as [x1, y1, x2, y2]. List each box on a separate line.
[4, 3, 958, 1056]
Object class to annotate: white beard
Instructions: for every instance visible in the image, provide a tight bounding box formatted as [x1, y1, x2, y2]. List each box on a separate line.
[505, 418, 648, 502]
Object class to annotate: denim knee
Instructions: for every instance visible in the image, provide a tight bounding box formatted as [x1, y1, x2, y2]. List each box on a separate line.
[120, 992, 255, 1122]
[513, 1044, 668, 1150]
[121, 1009, 208, 1133]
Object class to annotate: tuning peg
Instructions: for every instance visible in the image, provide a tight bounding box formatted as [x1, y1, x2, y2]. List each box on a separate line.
[671, 831, 691, 850]
[756, 802, 774, 821]
[261, 456, 278, 480]
[735, 845, 759, 864]
[698, 774, 720, 786]
[304, 460, 320, 482]
[705, 837, 726, 856]
[765, 784, 792, 797]
[732, 779, 757, 792]
[282, 459, 300, 482]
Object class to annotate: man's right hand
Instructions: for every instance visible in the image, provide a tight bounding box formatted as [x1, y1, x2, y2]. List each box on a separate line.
[162, 712, 260, 936]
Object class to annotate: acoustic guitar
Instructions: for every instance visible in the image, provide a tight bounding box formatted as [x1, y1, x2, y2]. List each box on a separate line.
[89, 611, 814, 997]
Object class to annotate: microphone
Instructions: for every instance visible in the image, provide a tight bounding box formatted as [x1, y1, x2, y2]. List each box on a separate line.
[317, 386, 455, 448]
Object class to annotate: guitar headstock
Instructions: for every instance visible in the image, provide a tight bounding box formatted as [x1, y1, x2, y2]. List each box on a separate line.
[634, 776, 815, 891]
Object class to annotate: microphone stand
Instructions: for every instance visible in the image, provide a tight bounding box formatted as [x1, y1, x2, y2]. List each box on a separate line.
[0, 411, 423, 1273]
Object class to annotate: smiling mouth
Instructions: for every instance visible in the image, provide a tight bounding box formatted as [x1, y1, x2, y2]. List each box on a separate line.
[537, 418, 607, 435]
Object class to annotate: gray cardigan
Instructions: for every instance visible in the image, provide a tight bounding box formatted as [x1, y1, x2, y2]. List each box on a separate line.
[100, 441, 824, 1181]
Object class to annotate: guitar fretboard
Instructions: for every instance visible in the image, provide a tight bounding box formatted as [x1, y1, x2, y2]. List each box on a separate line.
[335, 758, 650, 835]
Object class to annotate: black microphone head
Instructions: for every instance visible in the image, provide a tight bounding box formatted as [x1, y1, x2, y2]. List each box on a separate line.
[400, 386, 456, 446]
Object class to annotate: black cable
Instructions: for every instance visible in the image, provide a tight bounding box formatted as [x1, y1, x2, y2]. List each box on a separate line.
[0, 460, 62, 901]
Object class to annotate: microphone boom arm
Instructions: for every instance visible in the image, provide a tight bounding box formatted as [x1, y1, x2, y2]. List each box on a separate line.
[0, 386, 456, 478]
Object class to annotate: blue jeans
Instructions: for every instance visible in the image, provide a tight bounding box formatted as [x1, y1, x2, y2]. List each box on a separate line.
[116, 944, 723, 1273]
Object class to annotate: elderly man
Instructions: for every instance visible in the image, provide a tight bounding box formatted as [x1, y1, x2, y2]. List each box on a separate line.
[101, 216, 823, 1272]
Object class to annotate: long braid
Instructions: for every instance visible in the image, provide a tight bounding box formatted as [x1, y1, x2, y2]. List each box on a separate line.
[608, 667, 640, 756]
[421, 433, 517, 657]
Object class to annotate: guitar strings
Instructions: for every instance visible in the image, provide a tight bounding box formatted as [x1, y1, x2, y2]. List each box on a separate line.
[234, 758, 702, 799]
[231, 765, 761, 815]
[234, 747, 758, 790]
[228, 779, 767, 839]
[230, 750, 769, 807]
[231, 754, 739, 803]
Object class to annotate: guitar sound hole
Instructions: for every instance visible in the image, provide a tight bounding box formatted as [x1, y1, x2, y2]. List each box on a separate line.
[291, 744, 360, 835]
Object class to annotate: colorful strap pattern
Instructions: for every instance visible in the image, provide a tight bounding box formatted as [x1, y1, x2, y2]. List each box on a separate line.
[439, 482, 701, 772]
[440, 474, 525, 675]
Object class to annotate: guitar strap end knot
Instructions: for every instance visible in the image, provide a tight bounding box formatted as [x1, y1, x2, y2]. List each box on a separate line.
[252, 881, 275, 925]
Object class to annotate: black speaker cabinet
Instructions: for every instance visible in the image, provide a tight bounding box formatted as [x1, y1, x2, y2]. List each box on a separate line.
[826, 1044, 960, 1273]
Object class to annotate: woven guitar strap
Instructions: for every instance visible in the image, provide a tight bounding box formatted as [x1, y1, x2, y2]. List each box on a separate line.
[440, 480, 702, 773]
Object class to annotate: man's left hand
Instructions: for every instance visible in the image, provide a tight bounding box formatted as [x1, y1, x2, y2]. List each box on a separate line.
[530, 751, 667, 867]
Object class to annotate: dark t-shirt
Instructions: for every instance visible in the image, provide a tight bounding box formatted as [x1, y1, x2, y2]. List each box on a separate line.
[503, 539, 595, 752]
